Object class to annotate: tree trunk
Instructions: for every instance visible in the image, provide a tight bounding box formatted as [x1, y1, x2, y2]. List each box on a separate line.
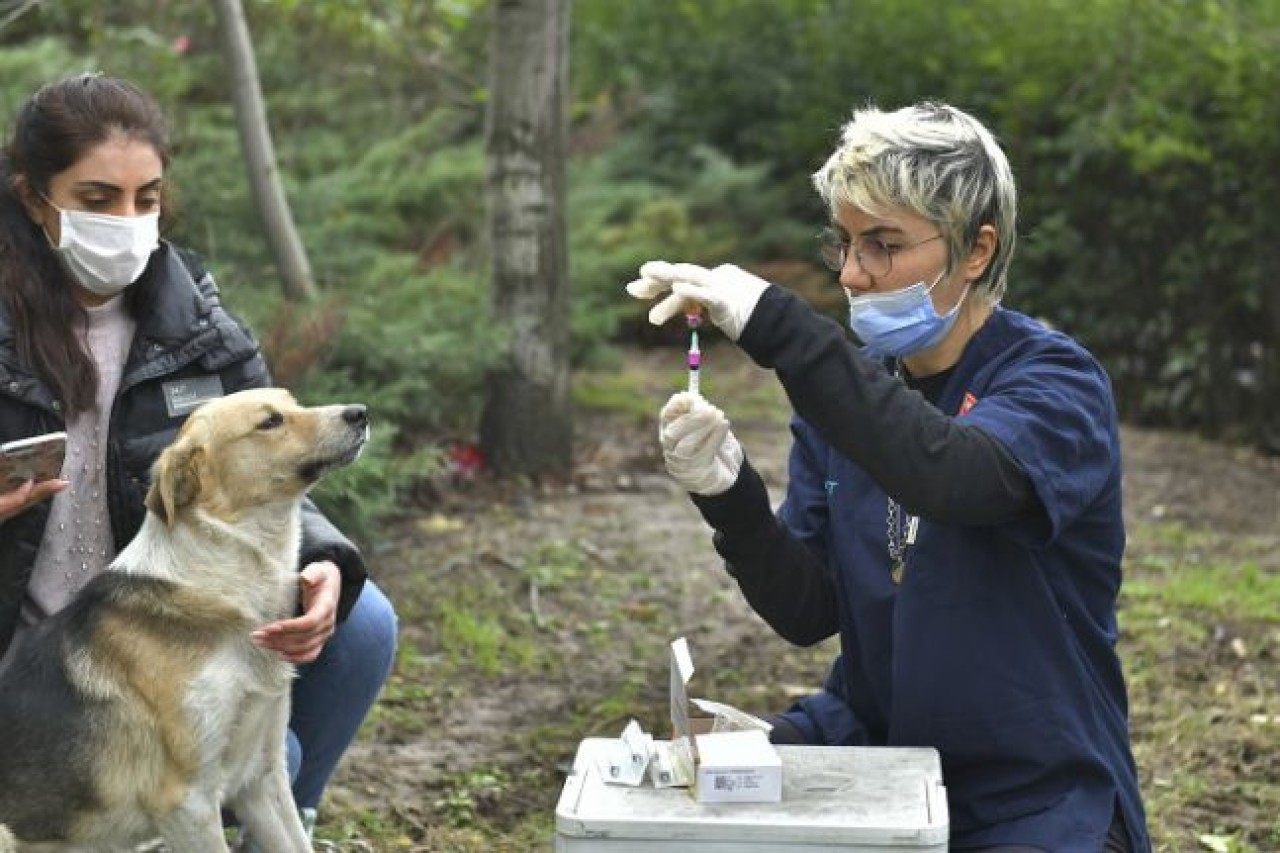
[212, 0, 317, 302]
[1259, 227, 1280, 453]
[479, 0, 572, 477]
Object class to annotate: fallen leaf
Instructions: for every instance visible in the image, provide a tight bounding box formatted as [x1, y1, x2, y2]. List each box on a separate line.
[418, 513, 465, 534]
[1198, 834, 1233, 852]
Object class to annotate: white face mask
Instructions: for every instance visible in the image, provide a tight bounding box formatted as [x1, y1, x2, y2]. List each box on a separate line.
[45, 201, 159, 297]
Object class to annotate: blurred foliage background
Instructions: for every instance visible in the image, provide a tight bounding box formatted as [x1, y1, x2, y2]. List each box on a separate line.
[2, 0, 1277, 540]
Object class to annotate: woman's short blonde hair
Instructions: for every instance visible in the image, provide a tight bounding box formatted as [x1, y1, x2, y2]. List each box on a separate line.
[812, 102, 1017, 303]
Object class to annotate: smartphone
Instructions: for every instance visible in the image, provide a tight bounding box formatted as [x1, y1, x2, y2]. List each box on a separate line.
[0, 431, 67, 490]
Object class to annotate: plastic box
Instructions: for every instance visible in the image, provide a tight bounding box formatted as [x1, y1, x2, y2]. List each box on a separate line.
[555, 737, 948, 852]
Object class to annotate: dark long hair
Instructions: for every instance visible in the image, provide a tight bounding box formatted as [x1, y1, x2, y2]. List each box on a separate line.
[0, 74, 171, 418]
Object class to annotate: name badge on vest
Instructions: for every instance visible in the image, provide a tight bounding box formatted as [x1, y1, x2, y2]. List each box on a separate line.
[162, 376, 225, 418]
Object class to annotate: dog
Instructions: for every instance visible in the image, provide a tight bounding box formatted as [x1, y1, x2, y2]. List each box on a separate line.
[0, 388, 369, 852]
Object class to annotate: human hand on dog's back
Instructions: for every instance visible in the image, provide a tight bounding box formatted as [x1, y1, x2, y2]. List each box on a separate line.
[0, 478, 68, 523]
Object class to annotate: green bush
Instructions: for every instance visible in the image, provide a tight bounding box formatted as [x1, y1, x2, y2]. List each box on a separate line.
[568, 137, 817, 364]
[572, 0, 1280, 447]
[7, 0, 1280, 543]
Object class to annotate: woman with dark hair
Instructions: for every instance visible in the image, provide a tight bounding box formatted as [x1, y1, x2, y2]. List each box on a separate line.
[0, 74, 397, 845]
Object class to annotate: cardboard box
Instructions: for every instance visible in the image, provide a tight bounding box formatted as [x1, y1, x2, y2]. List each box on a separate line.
[693, 728, 783, 803]
[666, 637, 782, 803]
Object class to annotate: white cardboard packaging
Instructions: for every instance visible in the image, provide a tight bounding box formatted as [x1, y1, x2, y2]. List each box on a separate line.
[555, 737, 949, 851]
[666, 637, 782, 804]
[692, 729, 783, 804]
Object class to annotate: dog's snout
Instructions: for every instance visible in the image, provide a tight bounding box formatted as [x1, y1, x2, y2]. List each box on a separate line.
[343, 405, 369, 429]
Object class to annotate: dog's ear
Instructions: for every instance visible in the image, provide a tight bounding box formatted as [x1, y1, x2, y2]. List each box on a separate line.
[145, 436, 206, 527]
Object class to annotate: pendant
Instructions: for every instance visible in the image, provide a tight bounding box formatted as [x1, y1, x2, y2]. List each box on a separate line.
[891, 557, 905, 585]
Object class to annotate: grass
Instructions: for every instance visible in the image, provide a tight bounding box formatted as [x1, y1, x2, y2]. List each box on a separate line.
[1121, 521, 1280, 852]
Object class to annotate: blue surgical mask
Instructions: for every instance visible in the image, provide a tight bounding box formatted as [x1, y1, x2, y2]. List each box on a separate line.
[847, 273, 968, 359]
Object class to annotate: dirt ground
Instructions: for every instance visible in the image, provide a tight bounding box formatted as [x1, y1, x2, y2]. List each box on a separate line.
[322, 344, 1279, 852]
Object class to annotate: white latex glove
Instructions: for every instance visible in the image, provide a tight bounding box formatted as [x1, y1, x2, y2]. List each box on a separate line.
[659, 391, 744, 496]
[625, 261, 770, 341]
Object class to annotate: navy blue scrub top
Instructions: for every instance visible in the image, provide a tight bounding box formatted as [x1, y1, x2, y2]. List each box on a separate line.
[739, 296, 1150, 852]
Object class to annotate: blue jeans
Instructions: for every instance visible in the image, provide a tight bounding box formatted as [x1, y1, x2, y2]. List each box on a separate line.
[282, 580, 397, 809]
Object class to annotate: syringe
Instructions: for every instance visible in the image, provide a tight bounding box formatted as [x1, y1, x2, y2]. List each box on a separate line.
[685, 305, 702, 395]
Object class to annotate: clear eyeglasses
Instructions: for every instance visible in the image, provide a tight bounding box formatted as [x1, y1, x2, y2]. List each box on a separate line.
[818, 229, 944, 277]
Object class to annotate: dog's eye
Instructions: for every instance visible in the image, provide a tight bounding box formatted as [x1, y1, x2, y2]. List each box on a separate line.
[257, 412, 285, 430]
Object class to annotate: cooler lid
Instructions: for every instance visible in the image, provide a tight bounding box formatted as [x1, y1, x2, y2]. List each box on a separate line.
[556, 738, 948, 847]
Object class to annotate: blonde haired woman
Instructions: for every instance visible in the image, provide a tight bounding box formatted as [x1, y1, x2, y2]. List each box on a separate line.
[629, 102, 1149, 852]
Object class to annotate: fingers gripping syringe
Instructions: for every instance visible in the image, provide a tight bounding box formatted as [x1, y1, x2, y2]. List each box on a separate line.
[685, 304, 702, 395]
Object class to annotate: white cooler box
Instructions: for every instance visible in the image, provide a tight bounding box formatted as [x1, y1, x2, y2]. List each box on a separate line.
[555, 737, 948, 852]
